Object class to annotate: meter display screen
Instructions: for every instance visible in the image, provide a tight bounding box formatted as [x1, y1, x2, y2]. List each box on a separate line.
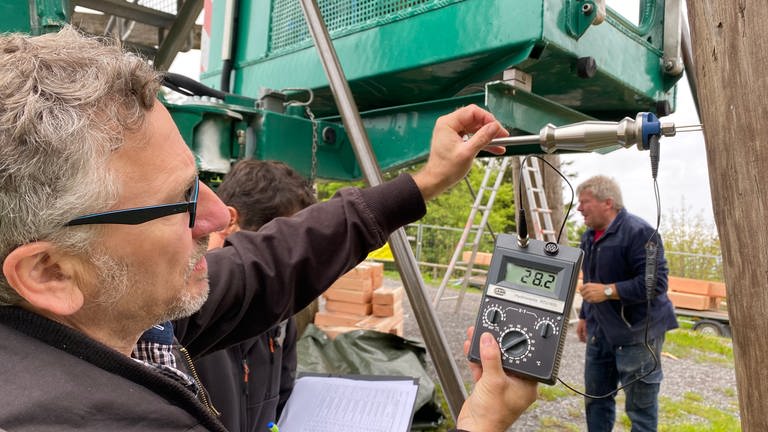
[504, 262, 558, 292]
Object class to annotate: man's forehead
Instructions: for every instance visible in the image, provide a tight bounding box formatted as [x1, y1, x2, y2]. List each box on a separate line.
[109, 104, 196, 192]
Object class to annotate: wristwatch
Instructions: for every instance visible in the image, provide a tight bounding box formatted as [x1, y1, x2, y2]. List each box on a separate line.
[603, 284, 614, 298]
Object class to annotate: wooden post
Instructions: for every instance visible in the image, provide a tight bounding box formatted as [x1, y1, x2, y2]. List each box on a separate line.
[686, 2, 768, 430]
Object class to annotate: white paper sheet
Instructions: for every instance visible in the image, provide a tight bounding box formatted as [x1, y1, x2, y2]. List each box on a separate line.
[277, 375, 419, 432]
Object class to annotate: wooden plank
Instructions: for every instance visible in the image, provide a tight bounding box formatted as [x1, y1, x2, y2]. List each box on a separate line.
[668, 276, 711, 296]
[323, 286, 373, 304]
[325, 300, 372, 316]
[668, 292, 717, 311]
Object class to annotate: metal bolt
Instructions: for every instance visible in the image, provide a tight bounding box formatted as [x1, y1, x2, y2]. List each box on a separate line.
[663, 59, 675, 71]
[236, 129, 245, 144]
[582, 3, 594, 14]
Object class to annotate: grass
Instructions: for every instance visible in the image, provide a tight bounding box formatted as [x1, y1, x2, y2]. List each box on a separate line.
[656, 392, 741, 431]
[538, 384, 573, 401]
[664, 329, 734, 364]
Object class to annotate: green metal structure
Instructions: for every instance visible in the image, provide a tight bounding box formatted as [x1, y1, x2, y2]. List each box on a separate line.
[0, 0, 682, 181]
[191, 0, 679, 179]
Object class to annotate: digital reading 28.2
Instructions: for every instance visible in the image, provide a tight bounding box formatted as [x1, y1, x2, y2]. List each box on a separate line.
[504, 262, 558, 291]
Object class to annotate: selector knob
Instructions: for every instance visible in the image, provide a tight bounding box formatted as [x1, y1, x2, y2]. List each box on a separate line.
[500, 330, 530, 359]
[486, 308, 501, 324]
[539, 322, 554, 339]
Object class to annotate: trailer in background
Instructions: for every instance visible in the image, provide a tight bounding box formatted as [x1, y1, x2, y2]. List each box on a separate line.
[668, 276, 730, 337]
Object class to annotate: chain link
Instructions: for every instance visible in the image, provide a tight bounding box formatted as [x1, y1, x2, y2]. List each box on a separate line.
[282, 88, 319, 194]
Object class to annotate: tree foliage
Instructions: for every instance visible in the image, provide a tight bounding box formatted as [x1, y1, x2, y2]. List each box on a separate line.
[660, 205, 723, 281]
[314, 160, 517, 266]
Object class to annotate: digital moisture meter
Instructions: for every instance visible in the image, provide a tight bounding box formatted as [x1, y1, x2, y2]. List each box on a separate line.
[468, 234, 583, 385]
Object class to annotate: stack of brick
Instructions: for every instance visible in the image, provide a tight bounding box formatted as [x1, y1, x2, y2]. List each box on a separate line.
[667, 276, 727, 311]
[314, 261, 405, 338]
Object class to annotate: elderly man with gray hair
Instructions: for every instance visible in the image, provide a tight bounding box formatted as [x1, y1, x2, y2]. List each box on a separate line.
[575, 175, 678, 432]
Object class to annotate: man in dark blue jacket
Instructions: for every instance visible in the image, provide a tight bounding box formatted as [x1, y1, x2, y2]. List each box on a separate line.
[575, 175, 678, 432]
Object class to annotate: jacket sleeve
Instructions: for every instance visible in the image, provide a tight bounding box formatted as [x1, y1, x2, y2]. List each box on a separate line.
[615, 226, 669, 305]
[578, 234, 588, 320]
[277, 319, 298, 417]
[174, 174, 426, 357]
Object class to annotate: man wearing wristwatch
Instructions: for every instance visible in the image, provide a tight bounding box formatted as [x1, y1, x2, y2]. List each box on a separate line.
[575, 175, 678, 432]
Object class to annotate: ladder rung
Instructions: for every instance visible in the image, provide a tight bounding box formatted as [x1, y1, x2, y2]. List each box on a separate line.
[531, 208, 553, 213]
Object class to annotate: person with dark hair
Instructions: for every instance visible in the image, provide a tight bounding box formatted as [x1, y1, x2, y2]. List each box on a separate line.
[0, 28, 537, 432]
[197, 160, 316, 432]
[576, 175, 678, 432]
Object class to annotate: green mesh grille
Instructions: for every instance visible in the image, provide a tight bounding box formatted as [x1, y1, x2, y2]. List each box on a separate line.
[269, 0, 464, 54]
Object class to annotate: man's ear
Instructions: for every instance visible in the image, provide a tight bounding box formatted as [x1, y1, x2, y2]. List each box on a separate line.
[224, 206, 241, 235]
[2, 242, 85, 316]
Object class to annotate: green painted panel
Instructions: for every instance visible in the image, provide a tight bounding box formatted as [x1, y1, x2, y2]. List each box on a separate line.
[201, 0, 679, 121]
[0, 0, 32, 33]
[528, 0, 676, 117]
[0, 0, 68, 34]
[202, 0, 543, 116]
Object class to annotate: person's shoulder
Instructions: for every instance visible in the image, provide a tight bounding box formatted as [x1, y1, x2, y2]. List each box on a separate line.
[619, 210, 656, 234]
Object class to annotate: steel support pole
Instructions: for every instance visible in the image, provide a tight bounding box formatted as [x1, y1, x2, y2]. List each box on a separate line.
[298, 0, 467, 420]
[154, 0, 203, 71]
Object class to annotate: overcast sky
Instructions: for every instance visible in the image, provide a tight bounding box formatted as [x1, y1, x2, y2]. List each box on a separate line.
[561, 77, 712, 229]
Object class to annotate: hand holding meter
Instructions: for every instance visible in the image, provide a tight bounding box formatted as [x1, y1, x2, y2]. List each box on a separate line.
[468, 234, 583, 385]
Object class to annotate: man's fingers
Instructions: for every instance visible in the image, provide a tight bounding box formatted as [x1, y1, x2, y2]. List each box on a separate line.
[466, 121, 505, 151]
[438, 104, 495, 132]
[465, 339, 483, 382]
[478, 332, 504, 376]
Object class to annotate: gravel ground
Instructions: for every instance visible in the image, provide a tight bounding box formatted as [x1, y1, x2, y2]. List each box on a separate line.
[391, 278, 738, 431]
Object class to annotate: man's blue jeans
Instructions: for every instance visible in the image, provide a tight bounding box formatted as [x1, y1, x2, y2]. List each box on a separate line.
[584, 333, 664, 432]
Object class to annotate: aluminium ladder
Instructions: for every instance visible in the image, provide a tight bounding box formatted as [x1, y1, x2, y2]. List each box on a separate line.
[432, 157, 511, 312]
[519, 156, 557, 243]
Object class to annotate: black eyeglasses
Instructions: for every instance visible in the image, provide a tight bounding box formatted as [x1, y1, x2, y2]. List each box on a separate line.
[65, 176, 199, 228]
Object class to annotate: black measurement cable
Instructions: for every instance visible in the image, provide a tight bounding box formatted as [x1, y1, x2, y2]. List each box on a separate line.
[516, 155, 573, 244]
[515, 152, 662, 399]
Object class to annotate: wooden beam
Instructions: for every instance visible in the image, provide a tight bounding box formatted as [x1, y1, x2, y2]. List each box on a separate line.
[686, 2, 768, 430]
